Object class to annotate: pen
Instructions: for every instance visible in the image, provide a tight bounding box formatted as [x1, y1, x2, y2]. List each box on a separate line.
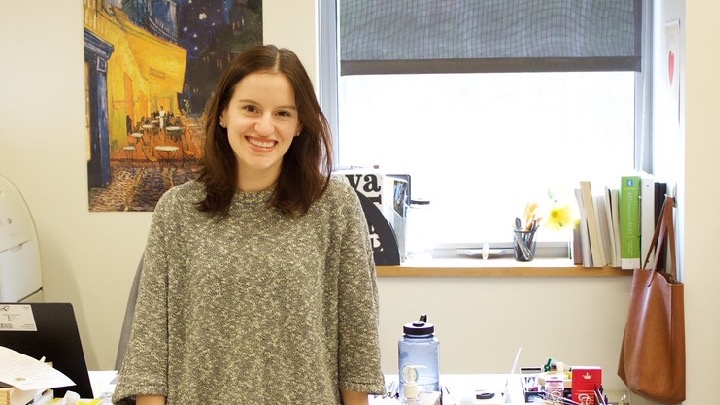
[594, 387, 607, 405]
[441, 386, 456, 405]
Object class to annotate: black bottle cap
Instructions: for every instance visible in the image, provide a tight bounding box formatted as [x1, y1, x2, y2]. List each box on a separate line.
[403, 314, 434, 335]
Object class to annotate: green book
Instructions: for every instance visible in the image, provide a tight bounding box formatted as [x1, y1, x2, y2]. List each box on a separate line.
[620, 175, 641, 269]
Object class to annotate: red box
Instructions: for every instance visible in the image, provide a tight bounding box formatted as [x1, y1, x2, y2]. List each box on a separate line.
[572, 367, 602, 405]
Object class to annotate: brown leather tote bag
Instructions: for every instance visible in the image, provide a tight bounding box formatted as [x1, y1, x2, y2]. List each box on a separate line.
[618, 196, 685, 404]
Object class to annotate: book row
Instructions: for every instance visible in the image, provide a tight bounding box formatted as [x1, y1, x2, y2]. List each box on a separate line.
[573, 173, 667, 269]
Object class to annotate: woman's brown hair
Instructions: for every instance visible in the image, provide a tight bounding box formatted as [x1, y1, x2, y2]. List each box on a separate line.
[195, 45, 333, 217]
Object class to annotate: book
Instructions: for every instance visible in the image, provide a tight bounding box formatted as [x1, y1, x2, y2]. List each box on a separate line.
[639, 174, 669, 267]
[594, 193, 614, 266]
[620, 175, 642, 269]
[0, 387, 43, 405]
[639, 172, 656, 265]
[580, 181, 606, 267]
[654, 182, 668, 269]
[602, 186, 620, 267]
[606, 187, 622, 268]
[333, 170, 407, 264]
[573, 188, 593, 267]
[571, 223, 584, 265]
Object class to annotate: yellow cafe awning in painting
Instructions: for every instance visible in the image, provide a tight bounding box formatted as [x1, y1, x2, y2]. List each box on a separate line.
[115, 10, 186, 96]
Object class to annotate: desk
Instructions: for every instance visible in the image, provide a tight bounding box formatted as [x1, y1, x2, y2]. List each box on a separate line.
[372, 374, 525, 405]
[80, 372, 524, 404]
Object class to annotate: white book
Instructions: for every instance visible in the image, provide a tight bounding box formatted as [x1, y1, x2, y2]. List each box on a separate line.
[580, 181, 606, 267]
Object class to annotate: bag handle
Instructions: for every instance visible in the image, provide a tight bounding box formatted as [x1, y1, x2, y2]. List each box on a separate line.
[642, 195, 677, 279]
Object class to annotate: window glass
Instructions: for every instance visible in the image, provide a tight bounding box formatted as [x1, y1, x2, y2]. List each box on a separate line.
[337, 71, 635, 246]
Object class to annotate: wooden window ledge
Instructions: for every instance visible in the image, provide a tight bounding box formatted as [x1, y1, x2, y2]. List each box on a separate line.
[376, 258, 631, 277]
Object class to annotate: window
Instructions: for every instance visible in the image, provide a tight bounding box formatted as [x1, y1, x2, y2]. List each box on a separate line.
[320, 1, 646, 254]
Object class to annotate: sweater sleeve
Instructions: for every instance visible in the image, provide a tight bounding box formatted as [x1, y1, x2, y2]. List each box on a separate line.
[112, 190, 176, 404]
[335, 185, 386, 395]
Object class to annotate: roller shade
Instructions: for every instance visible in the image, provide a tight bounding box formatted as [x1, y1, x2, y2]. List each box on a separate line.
[340, 0, 642, 75]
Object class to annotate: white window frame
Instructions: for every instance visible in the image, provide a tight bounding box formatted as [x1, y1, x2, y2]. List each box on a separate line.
[318, 0, 653, 258]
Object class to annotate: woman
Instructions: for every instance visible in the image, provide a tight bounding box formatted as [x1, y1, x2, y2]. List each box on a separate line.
[113, 45, 385, 404]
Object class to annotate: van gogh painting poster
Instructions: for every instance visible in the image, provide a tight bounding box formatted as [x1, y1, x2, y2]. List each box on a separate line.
[84, 0, 262, 212]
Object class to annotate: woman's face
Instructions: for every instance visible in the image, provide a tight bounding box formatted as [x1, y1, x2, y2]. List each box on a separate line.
[220, 71, 301, 191]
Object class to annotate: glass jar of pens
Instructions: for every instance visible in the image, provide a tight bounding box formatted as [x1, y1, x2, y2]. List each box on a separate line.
[513, 228, 537, 261]
[513, 202, 540, 261]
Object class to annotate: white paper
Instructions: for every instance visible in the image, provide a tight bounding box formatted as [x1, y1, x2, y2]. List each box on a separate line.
[0, 346, 75, 390]
[89, 370, 118, 400]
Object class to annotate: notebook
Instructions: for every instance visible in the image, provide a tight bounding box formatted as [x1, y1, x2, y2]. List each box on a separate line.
[474, 347, 523, 404]
[0, 302, 94, 398]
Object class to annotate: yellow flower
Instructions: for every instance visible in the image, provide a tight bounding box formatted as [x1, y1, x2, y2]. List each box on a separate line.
[545, 202, 574, 231]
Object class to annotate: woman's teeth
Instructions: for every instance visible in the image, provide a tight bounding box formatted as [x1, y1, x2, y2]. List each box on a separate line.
[249, 138, 275, 148]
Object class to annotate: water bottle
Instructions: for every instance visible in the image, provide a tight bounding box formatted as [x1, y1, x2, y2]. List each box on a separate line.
[398, 314, 440, 403]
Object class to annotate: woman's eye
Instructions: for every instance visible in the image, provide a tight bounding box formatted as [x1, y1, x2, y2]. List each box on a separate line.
[277, 110, 292, 117]
[242, 105, 258, 113]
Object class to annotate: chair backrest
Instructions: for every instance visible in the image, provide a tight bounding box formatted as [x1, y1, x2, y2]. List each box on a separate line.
[115, 253, 144, 370]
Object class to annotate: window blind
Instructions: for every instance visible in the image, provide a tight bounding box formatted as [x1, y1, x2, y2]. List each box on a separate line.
[339, 0, 642, 75]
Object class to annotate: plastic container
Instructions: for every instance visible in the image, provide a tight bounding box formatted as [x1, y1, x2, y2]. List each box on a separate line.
[398, 314, 440, 403]
[405, 199, 433, 260]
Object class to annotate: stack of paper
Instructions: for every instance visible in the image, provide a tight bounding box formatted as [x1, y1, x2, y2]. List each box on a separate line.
[0, 346, 75, 405]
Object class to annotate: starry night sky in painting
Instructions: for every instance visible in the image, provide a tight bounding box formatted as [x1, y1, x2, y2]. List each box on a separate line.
[174, 0, 262, 116]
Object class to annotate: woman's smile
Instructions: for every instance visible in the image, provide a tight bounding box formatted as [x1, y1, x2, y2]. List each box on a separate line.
[247, 136, 278, 150]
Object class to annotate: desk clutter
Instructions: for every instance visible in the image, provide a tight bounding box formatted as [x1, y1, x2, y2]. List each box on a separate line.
[0, 346, 102, 405]
[520, 360, 629, 405]
[377, 314, 630, 405]
[0, 303, 112, 404]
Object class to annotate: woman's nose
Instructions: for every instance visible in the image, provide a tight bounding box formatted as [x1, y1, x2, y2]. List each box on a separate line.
[255, 113, 274, 135]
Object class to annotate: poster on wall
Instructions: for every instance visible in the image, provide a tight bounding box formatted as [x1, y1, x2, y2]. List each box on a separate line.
[665, 19, 681, 127]
[84, 0, 262, 212]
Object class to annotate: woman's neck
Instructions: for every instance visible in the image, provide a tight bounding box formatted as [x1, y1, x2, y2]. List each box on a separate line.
[236, 172, 277, 192]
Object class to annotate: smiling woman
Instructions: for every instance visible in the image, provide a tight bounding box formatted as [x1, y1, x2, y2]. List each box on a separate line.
[113, 45, 386, 405]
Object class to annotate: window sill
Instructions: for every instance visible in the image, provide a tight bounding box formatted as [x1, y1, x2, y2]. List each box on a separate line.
[376, 258, 631, 277]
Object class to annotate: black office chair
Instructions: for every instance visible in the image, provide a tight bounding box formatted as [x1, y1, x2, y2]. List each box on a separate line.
[115, 254, 143, 370]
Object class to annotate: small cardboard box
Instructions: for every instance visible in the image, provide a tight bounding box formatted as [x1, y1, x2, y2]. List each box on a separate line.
[572, 366, 603, 405]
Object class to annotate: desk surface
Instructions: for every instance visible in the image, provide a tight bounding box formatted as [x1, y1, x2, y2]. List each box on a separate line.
[84, 372, 522, 404]
[372, 374, 525, 405]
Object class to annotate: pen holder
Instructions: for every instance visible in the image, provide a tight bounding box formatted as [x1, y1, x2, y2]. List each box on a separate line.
[604, 390, 631, 405]
[513, 229, 537, 261]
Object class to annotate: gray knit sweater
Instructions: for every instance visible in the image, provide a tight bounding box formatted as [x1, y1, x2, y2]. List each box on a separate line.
[113, 178, 385, 404]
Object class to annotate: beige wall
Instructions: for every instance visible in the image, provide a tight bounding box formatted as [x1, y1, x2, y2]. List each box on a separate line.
[1, 1, 717, 403]
[683, 2, 720, 405]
